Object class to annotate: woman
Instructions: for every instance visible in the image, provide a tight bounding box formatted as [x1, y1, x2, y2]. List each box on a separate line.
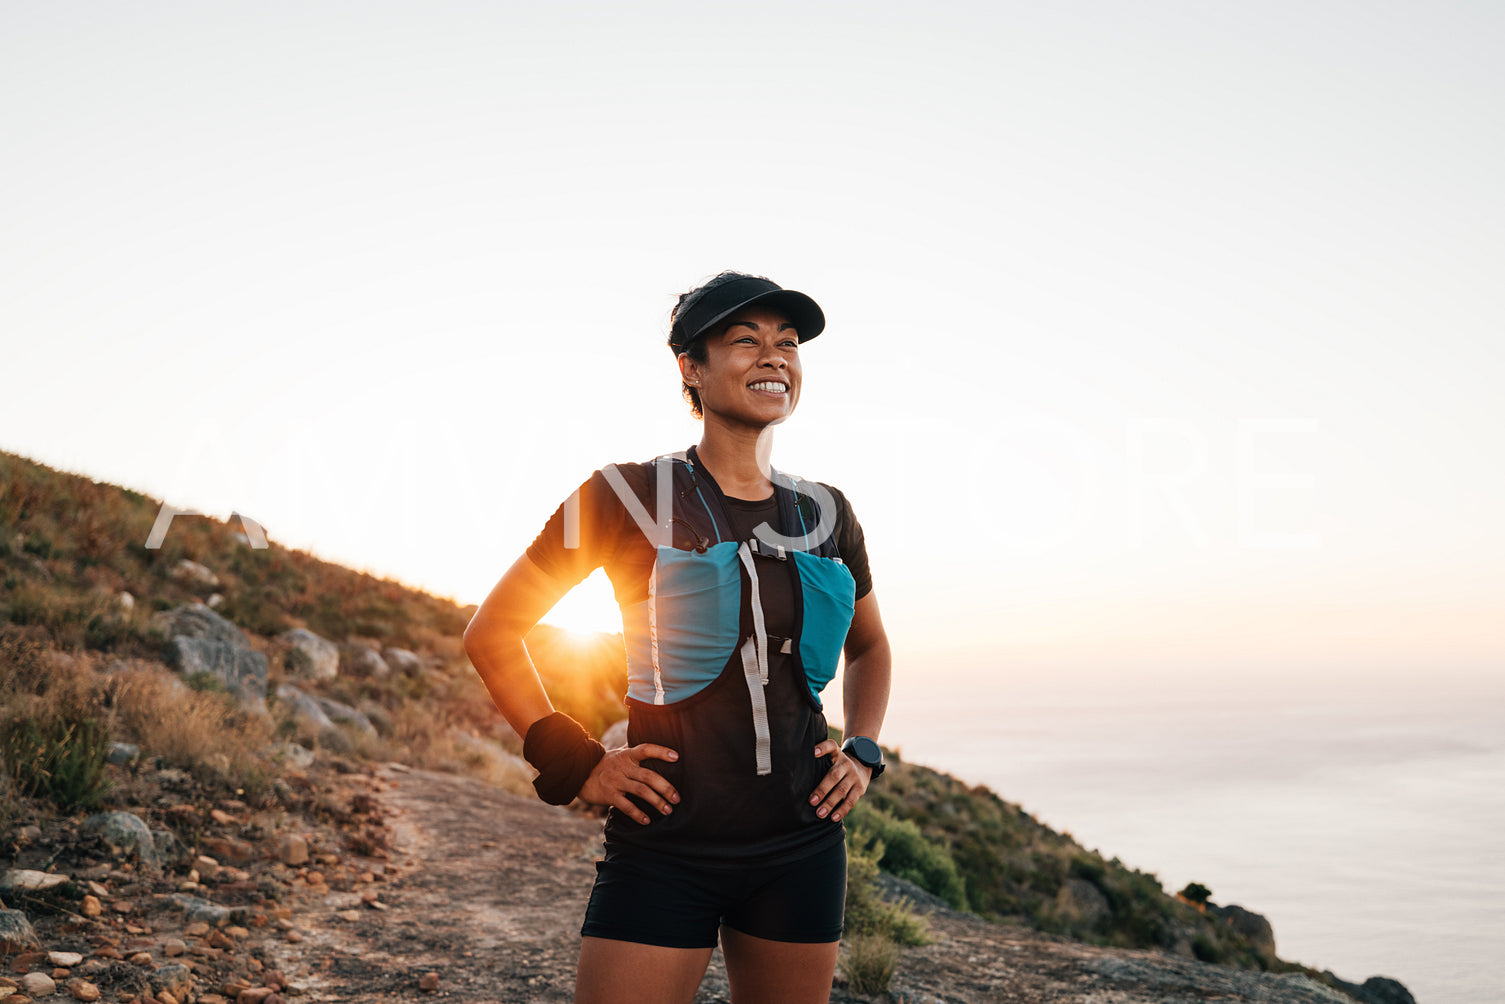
[463, 271, 893, 1004]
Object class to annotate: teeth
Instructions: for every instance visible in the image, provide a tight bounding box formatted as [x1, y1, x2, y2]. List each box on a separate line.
[749, 381, 788, 393]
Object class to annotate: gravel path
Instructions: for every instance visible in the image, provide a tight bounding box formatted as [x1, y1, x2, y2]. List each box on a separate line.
[272, 766, 1355, 1004]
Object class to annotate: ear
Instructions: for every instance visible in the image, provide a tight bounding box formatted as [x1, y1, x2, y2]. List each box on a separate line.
[677, 353, 700, 386]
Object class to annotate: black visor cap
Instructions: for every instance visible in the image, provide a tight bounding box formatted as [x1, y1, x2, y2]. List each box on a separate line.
[669, 276, 826, 355]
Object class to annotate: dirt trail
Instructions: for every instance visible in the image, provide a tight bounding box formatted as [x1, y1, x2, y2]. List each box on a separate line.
[269, 767, 1353, 1004]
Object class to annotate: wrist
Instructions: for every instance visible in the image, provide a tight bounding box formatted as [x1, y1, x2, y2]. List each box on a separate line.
[840, 735, 885, 780]
[523, 712, 605, 805]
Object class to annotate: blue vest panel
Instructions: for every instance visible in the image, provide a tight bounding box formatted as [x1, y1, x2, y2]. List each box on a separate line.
[622, 542, 743, 704]
[792, 550, 857, 703]
[613, 449, 858, 720]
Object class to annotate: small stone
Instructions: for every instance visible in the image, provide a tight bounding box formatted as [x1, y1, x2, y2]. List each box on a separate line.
[81, 812, 160, 870]
[0, 870, 70, 893]
[84, 881, 108, 897]
[0, 910, 39, 953]
[304, 871, 324, 887]
[52, 969, 69, 979]
[164, 939, 186, 957]
[202, 837, 253, 864]
[66, 978, 101, 1002]
[359, 890, 378, 904]
[207, 930, 233, 950]
[225, 926, 250, 940]
[49, 952, 85, 967]
[209, 809, 236, 826]
[418, 972, 439, 992]
[160, 991, 181, 1004]
[236, 988, 276, 1004]
[18, 975, 54, 998]
[194, 856, 221, 881]
[283, 932, 302, 944]
[107, 742, 140, 766]
[130, 951, 154, 967]
[184, 922, 210, 937]
[150, 963, 193, 1001]
[276, 836, 308, 867]
[112, 900, 134, 914]
[337, 910, 361, 923]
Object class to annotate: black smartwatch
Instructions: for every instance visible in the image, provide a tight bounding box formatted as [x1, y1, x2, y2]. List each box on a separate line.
[841, 736, 886, 780]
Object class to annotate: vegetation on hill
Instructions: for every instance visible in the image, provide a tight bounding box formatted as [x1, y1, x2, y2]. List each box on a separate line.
[0, 449, 1365, 999]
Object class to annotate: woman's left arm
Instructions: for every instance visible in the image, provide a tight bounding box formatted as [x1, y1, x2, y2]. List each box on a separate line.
[809, 590, 892, 822]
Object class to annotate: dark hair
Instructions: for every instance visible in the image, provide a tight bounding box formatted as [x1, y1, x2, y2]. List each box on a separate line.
[670, 271, 772, 419]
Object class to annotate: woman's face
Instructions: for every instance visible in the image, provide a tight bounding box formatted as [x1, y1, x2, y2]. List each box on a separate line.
[681, 305, 803, 427]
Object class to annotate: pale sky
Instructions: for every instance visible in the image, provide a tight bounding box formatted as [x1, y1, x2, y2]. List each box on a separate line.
[3, 1, 1502, 723]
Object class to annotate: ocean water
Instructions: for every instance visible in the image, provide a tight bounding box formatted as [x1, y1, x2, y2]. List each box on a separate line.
[881, 681, 1505, 1004]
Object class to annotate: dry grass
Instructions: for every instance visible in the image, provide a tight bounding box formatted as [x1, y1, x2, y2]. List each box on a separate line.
[105, 665, 274, 795]
[840, 933, 899, 996]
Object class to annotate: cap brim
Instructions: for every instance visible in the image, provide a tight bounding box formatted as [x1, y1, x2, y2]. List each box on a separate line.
[683, 289, 826, 350]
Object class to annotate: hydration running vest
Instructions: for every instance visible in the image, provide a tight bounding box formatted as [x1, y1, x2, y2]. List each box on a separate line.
[598, 445, 859, 860]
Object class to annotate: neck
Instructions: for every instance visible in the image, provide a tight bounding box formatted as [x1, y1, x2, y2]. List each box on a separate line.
[695, 419, 777, 500]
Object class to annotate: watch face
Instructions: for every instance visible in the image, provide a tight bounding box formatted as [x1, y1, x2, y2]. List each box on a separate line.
[848, 736, 881, 765]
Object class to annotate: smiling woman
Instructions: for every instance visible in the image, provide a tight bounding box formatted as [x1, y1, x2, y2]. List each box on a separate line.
[464, 270, 892, 1004]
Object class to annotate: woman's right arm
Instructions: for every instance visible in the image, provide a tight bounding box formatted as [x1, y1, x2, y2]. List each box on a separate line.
[462, 552, 569, 737]
[462, 553, 681, 824]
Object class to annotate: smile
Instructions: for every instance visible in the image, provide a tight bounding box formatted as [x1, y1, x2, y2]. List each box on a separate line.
[748, 381, 789, 394]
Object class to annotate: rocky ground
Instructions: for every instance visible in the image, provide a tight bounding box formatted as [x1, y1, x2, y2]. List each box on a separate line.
[2, 762, 1396, 1004]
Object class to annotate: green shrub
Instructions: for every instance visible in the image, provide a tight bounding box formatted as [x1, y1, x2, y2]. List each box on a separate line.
[844, 828, 932, 946]
[1180, 882, 1211, 905]
[840, 933, 898, 996]
[848, 801, 968, 910]
[1, 714, 113, 810]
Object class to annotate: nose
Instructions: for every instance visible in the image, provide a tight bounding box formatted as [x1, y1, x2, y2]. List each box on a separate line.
[757, 344, 788, 369]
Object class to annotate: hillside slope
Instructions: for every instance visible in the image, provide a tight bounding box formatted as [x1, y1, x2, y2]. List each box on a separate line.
[0, 449, 1411, 1002]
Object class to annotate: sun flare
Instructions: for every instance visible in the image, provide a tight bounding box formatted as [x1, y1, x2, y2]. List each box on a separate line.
[538, 568, 621, 638]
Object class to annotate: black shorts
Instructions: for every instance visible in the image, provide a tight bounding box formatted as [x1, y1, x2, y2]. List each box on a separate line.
[580, 837, 847, 949]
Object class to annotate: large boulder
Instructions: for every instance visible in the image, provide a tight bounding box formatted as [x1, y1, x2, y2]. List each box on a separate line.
[275, 685, 335, 732]
[81, 812, 160, 870]
[342, 645, 390, 678]
[274, 686, 374, 751]
[381, 647, 423, 677]
[154, 603, 268, 710]
[313, 696, 376, 738]
[151, 602, 245, 646]
[1209, 902, 1276, 958]
[170, 559, 220, 589]
[1322, 971, 1417, 1004]
[280, 628, 339, 681]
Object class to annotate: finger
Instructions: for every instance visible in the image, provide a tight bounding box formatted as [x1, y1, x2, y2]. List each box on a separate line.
[629, 779, 675, 815]
[812, 739, 840, 757]
[815, 775, 855, 818]
[632, 743, 680, 764]
[611, 792, 653, 825]
[830, 784, 865, 823]
[634, 767, 681, 805]
[809, 767, 841, 806]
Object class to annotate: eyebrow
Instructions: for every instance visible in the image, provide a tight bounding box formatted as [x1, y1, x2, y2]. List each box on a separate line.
[725, 321, 798, 335]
